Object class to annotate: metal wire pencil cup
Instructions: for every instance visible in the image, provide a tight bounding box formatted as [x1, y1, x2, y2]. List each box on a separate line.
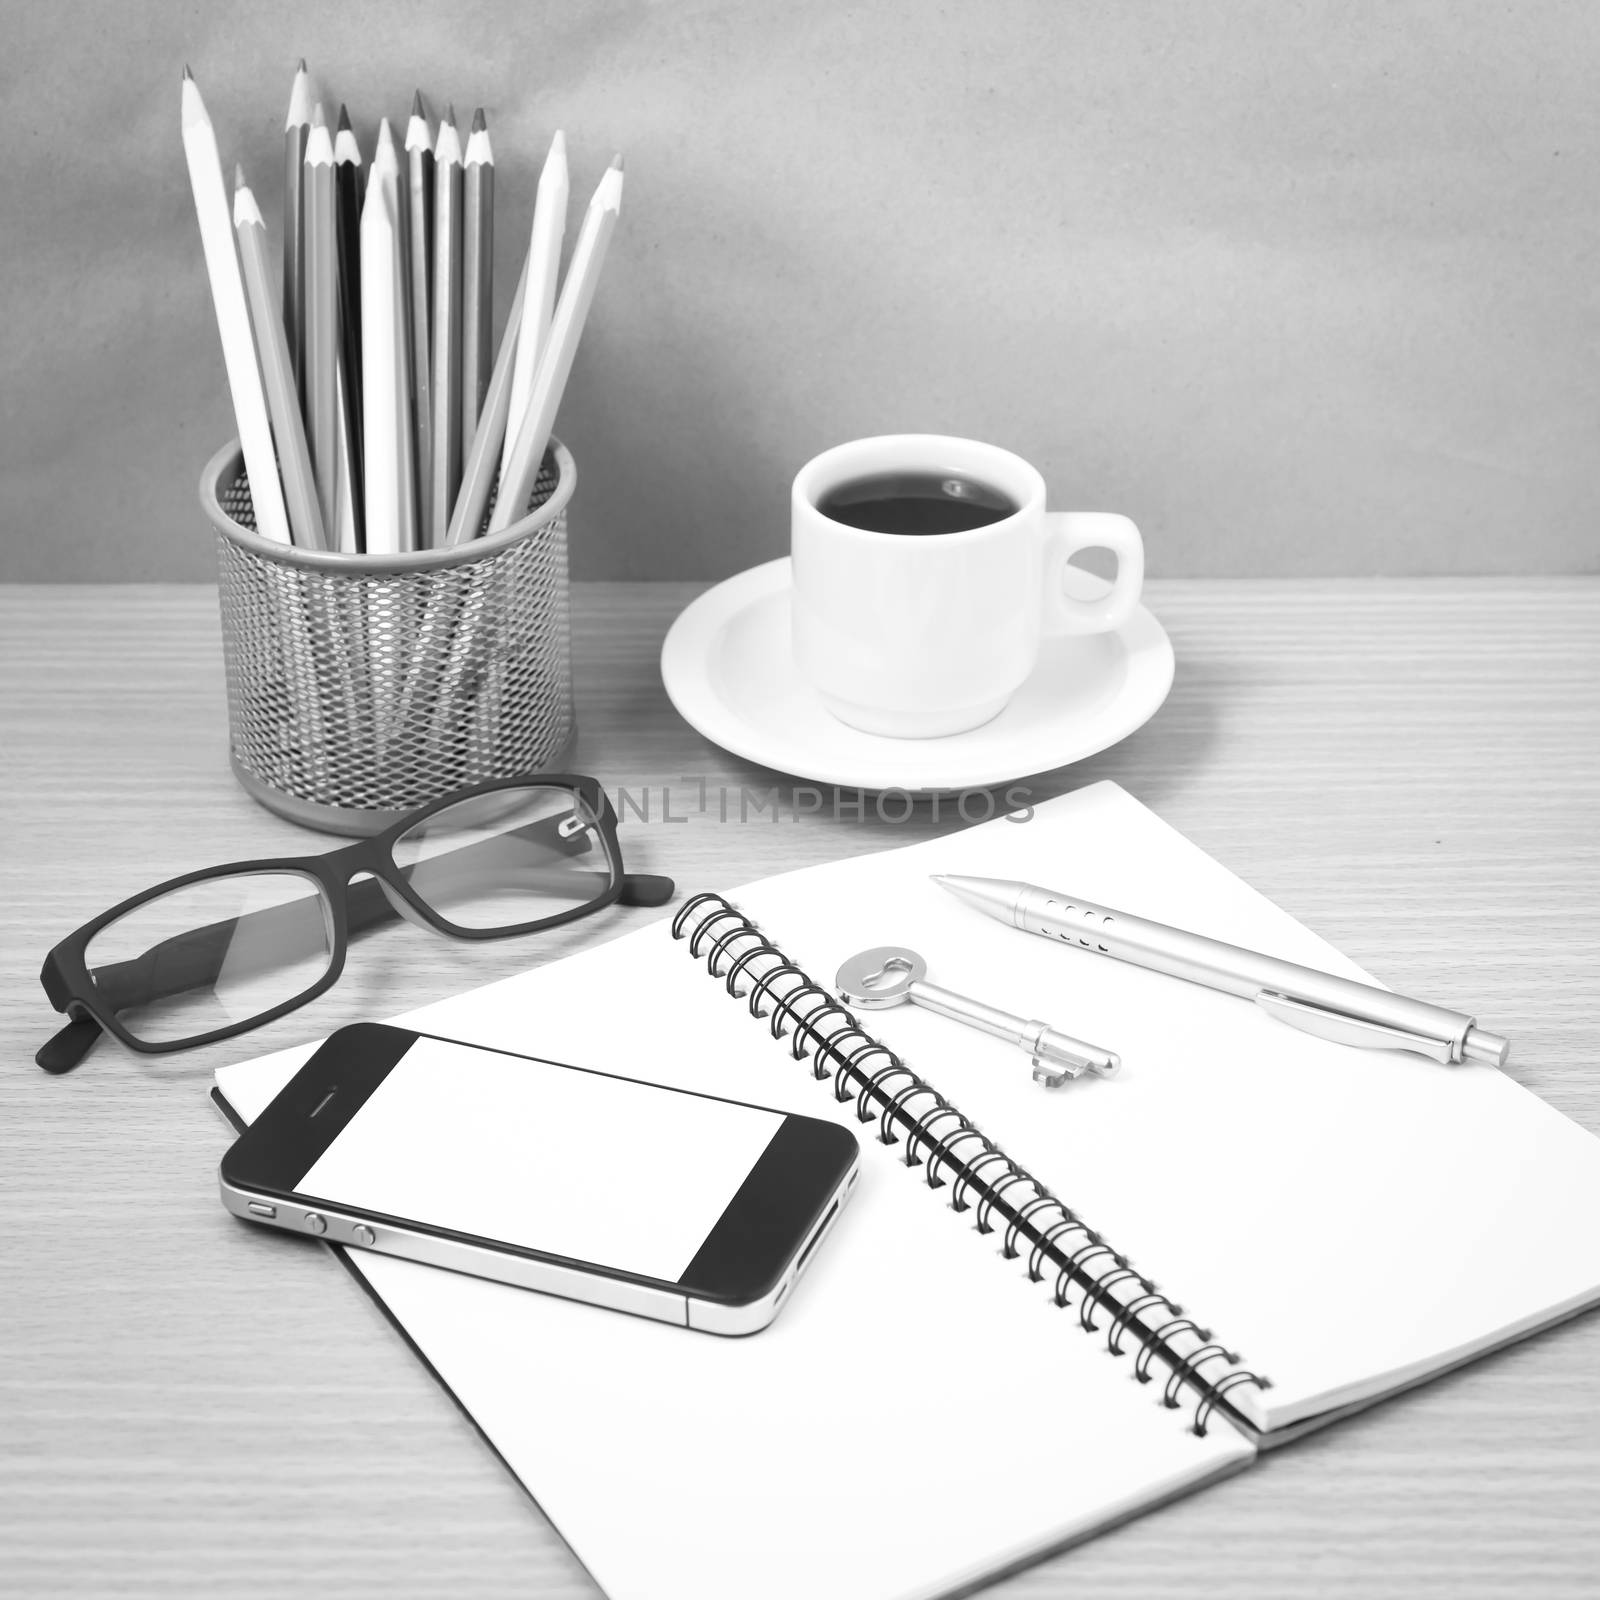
[200, 437, 576, 836]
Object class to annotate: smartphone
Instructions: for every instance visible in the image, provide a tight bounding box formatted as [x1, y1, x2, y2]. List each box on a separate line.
[220, 1023, 859, 1334]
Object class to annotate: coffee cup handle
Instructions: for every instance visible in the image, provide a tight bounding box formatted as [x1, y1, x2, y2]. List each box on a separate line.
[1040, 512, 1145, 636]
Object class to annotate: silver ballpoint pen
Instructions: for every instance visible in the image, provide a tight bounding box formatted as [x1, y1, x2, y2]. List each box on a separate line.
[932, 875, 1511, 1068]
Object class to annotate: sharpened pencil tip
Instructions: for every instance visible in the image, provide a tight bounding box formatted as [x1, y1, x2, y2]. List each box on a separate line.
[297, 57, 307, 73]
[234, 163, 246, 190]
[412, 88, 426, 117]
[610, 153, 624, 172]
[182, 64, 193, 81]
[311, 102, 325, 127]
[337, 103, 352, 132]
[471, 107, 486, 132]
[445, 103, 457, 125]
[286, 60, 313, 128]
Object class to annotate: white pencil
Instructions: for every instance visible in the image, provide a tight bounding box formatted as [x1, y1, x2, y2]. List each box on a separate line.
[234, 167, 327, 550]
[361, 177, 403, 555]
[491, 156, 623, 533]
[446, 254, 528, 546]
[428, 110, 464, 545]
[500, 129, 568, 491]
[461, 109, 495, 447]
[303, 114, 339, 538]
[180, 68, 291, 545]
[370, 120, 417, 552]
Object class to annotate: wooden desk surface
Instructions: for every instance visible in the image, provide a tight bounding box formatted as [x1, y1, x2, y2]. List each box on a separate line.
[3, 579, 1597, 1599]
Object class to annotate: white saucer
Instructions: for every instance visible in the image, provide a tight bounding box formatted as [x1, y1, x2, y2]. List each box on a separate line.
[660, 558, 1175, 792]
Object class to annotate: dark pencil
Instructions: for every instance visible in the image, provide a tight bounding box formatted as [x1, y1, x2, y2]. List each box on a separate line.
[334, 104, 366, 550]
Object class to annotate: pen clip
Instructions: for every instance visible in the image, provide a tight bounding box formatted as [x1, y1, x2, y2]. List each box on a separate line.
[1254, 990, 1456, 1064]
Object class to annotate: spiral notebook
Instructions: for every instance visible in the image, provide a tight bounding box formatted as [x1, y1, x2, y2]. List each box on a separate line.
[214, 782, 1600, 1600]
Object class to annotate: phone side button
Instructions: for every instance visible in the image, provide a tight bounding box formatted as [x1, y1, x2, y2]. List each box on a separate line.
[352, 1224, 376, 1246]
[246, 1202, 277, 1219]
[304, 1212, 327, 1235]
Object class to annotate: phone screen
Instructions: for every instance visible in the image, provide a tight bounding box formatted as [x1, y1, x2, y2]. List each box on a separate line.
[296, 1034, 786, 1283]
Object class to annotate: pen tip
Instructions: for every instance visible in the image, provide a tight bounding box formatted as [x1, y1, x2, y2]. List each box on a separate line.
[471, 106, 486, 132]
[337, 103, 352, 132]
[412, 88, 425, 117]
[930, 873, 987, 901]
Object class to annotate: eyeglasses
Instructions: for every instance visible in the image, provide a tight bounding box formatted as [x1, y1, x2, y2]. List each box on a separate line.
[37, 774, 673, 1073]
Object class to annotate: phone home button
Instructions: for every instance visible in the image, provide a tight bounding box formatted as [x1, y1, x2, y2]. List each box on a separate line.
[304, 1212, 327, 1235]
[352, 1224, 376, 1246]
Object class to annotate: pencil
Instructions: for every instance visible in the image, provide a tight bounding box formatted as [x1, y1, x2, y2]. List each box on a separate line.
[361, 175, 405, 556]
[283, 60, 311, 408]
[234, 166, 327, 551]
[334, 105, 366, 551]
[501, 129, 567, 489]
[446, 254, 529, 546]
[371, 118, 417, 552]
[405, 92, 434, 535]
[461, 108, 495, 448]
[334, 360, 359, 553]
[492, 155, 624, 533]
[303, 114, 339, 538]
[428, 107, 464, 545]
[179, 69, 291, 546]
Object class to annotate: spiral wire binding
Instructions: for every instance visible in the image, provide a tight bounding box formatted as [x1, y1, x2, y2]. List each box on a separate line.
[672, 892, 1272, 1439]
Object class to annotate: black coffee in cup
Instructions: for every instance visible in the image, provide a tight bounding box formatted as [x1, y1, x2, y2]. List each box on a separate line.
[816, 472, 1020, 536]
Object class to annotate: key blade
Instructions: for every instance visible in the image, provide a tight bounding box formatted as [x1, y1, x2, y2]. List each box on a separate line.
[1029, 1021, 1120, 1082]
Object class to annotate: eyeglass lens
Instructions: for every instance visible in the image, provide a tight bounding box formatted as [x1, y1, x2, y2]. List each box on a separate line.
[391, 784, 615, 930]
[83, 871, 335, 1045]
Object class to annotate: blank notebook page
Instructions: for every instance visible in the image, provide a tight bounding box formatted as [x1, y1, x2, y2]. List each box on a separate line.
[738, 781, 1600, 1433]
[217, 909, 1252, 1600]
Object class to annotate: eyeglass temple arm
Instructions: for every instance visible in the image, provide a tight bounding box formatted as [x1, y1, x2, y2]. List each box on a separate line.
[39, 825, 676, 1072]
[618, 874, 675, 906]
[37, 1014, 105, 1075]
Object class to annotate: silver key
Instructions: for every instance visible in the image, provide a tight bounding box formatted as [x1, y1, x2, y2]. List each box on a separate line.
[835, 945, 1120, 1089]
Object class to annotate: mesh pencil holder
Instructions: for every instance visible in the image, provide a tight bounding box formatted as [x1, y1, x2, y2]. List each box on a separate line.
[200, 438, 576, 836]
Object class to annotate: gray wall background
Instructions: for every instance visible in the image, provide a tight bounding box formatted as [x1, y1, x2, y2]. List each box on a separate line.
[3, 0, 1597, 582]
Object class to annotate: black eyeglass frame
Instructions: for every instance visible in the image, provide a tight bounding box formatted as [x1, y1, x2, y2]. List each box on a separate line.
[38, 773, 673, 1073]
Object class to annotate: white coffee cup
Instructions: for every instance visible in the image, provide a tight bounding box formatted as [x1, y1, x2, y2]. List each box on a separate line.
[790, 435, 1145, 738]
